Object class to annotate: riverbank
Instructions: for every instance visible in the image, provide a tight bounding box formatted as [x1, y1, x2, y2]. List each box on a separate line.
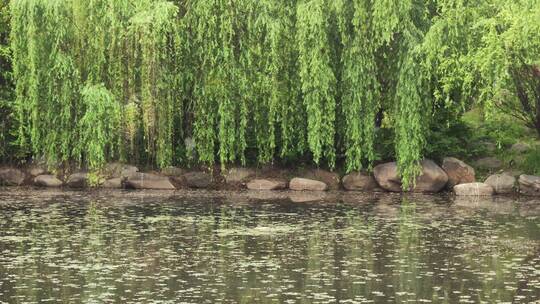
[2, 156, 540, 198]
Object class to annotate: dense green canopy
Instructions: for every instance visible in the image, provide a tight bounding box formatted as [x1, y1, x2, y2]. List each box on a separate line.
[3, 0, 540, 186]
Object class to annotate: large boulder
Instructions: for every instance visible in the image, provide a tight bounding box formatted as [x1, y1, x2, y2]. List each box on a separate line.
[224, 167, 256, 184]
[518, 175, 540, 196]
[373, 160, 448, 193]
[289, 178, 328, 191]
[442, 157, 475, 188]
[342, 172, 378, 191]
[183, 172, 212, 189]
[484, 174, 516, 194]
[453, 183, 494, 196]
[297, 169, 340, 190]
[125, 173, 175, 190]
[373, 162, 402, 192]
[0, 168, 26, 186]
[34, 175, 63, 187]
[66, 172, 88, 188]
[246, 179, 287, 190]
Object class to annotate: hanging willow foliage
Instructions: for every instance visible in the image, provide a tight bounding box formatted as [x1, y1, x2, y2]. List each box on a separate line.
[9, 0, 491, 186]
[296, 0, 337, 168]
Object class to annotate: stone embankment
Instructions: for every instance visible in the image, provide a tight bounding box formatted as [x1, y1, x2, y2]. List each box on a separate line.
[0, 158, 538, 197]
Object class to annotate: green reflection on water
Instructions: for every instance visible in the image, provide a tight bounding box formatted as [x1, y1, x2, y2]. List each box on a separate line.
[0, 193, 538, 303]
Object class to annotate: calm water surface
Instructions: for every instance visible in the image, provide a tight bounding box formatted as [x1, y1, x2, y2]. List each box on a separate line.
[0, 190, 539, 303]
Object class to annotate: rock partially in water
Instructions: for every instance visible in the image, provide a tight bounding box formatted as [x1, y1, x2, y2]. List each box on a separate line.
[297, 169, 340, 190]
[102, 177, 123, 189]
[373, 162, 402, 192]
[374, 160, 448, 193]
[289, 178, 328, 191]
[454, 182, 494, 196]
[34, 175, 63, 187]
[125, 173, 175, 190]
[0, 168, 26, 186]
[414, 160, 449, 193]
[246, 179, 287, 190]
[518, 174, 540, 196]
[66, 172, 88, 188]
[442, 157, 475, 188]
[342, 172, 378, 191]
[224, 167, 256, 184]
[485, 174, 516, 194]
[183, 172, 212, 189]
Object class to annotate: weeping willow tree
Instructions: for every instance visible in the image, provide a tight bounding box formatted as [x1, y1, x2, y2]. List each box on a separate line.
[0, 0, 12, 161]
[10, 0, 181, 169]
[10, 0, 530, 186]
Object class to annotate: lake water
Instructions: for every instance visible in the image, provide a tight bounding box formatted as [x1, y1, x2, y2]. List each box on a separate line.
[0, 189, 539, 303]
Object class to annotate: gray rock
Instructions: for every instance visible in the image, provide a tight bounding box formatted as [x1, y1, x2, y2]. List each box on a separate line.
[125, 173, 175, 190]
[373, 162, 402, 192]
[66, 173, 88, 188]
[224, 168, 256, 184]
[0, 168, 26, 186]
[442, 157, 475, 188]
[474, 157, 503, 170]
[511, 142, 530, 154]
[161, 166, 184, 177]
[484, 174, 516, 194]
[102, 178, 122, 189]
[289, 178, 328, 191]
[518, 175, 540, 196]
[246, 179, 287, 190]
[183, 172, 212, 189]
[34, 175, 63, 187]
[298, 169, 341, 190]
[342, 172, 378, 191]
[373, 160, 448, 193]
[453, 183, 494, 196]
